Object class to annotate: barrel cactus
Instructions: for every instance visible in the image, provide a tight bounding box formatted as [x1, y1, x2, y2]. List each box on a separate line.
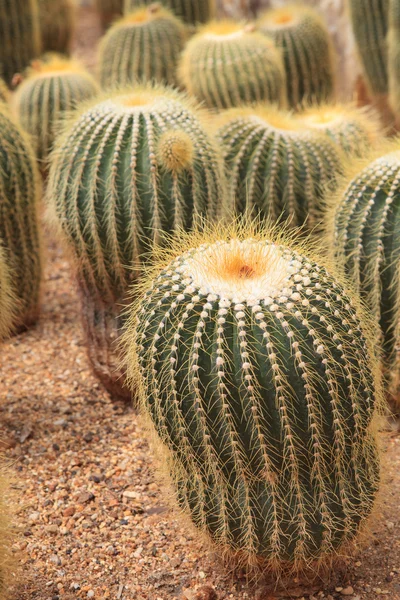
[124, 0, 215, 24]
[258, 5, 335, 108]
[38, 0, 76, 55]
[0, 0, 42, 86]
[298, 104, 381, 157]
[125, 225, 381, 570]
[348, 0, 389, 98]
[389, 0, 400, 117]
[95, 0, 124, 29]
[0, 462, 12, 598]
[178, 21, 286, 110]
[0, 246, 15, 341]
[13, 54, 99, 163]
[216, 106, 343, 229]
[0, 106, 42, 331]
[327, 146, 400, 405]
[46, 85, 226, 399]
[98, 4, 186, 90]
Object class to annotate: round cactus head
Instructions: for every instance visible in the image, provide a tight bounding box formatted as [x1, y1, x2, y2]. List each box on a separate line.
[13, 54, 99, 163]
[298, 104, 381, 156]
[258, 4, 335, 108]
[216, 105, 343, 229]
[178, 20, 287, 110]
[125, 221, 381, 573]
[98, 3, 187, 89]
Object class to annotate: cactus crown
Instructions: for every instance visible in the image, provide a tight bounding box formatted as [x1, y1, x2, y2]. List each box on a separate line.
[19, 53, 92, 79]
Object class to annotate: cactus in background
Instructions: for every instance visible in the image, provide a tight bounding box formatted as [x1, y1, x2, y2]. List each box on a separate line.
[95, 0, 124, 29]
[348, 0, 389, 98]
[178, 21, 286, 110]
[0, 0, 42, 87]
[0, 78, 9, 103]
[13, 55, 99, 163]
[0, 462, 12, 598]
[389, 0, 400, 117]
[38, 0, 76, 55]
[124, 0, 215, 24]
[298, 104, 381, 156]
[99, 4, 186, 90]
[125, 224, 381, 569]
[216, 106, 342, 229]
[327, 146, 400, 405]
[46, 85, 226, 399]
[258, 5, 335, 108]
[0, 246, 15, 341]
[0, 105, 42, 331]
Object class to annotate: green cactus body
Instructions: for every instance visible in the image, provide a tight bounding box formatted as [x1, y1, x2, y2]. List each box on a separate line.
[178, 21, 287, 110]
[389, 0, 400, 116]
[124, 0, 215, 25]
[0, 106, 42, 331]
[327, 148, 400, 402]
[258, 6, 335, 108]
[95, 0, 124, 29]
[0, 245, 15, 340]
[349, 0, 389, 97]
[216, 107, 342, 229]
[0, 0, 41, 87]
[38, 0, 76, 55]
[127, 228, 381, 568]
[98, 5, 186, 90]
[47, 86, 226, 399]
[13, 55, 99, 163]
[298, 104, 381, 157]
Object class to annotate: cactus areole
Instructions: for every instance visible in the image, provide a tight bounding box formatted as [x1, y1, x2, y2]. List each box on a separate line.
[131, 232, 380, 567]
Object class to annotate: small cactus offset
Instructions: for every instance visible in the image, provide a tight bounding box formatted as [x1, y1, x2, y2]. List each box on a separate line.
[178, 21, 286, 110]
[258, 5, 335, 108]
[0, 0, 42, 87]
[13, 54, 99, 163]
[46, 85, 226, 399]
[0, 105, 42, 331]
[125, 224, 381, 571]
[99, 4, 186, 90]
[0, 246, 15, 341]
[95, 0, 124, 29]
[38, 0, 76, 55]
[389, 0, 400, 117]
[298, 104, 381, 156]
[216, 106, 343, 229]
[326, 145, 400, 405]
[124, 0, 215, 25]
[348, 0, 389, 98]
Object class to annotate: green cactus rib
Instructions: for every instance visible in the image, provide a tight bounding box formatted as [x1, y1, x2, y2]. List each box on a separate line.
[14, 55, 99, 162]
[98, 5, 186, 89]
[46, 86, 226, 399]
[124, 0, 215, 25]
[328, 149, 400, 397]
[258, 6, 335, 108]
[0, 106, 42, 331]
[0, 244, 15, 340]
[0, 0, 42, 87]
[178, 21, 286, 110]
[217, 107, 342, 229]
[128, 231, 380, 567]
[349, 0, 389, 97]
[38, 0, 76, 55]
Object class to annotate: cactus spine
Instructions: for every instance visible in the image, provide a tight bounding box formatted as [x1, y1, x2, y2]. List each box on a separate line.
[99, 4, 186, 90]
[126, 225, 381, 570]
[124, 0, 215, 24]
[327, 146, 400, 404]
[348, 0, 389, 98]
[178, 21, 287, 110]
[298, 104, 381, 157]
[0, 246, 15, 341]
[38, 0, 76, 55]
[13, 55, 99, 163]
[216, 106, 342, 229]
[0, 105, 42, 331]
[95, 0, 124, 29]
[258, 5, 335, 108]
[47, 85, 226, 399]
[0, 0, 42, 87]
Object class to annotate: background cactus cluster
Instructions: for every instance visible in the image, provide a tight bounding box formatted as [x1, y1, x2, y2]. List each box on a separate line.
[38, 0, 76, 55]
[124, 0, 216, 24]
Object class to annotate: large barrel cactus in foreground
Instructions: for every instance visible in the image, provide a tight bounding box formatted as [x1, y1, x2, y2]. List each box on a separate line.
[327, 146, 400, 406]
[0, 246, 15, 341]
[216, 106, 343, 229]
[0, 106, 42, 331]
[38, 0, 76, 55]
[125, 226, 381, 569]
[0, 0, 42, 86]
[13, 55, 99, 163]
[258, 5, 335, 108]
[47, 85, 226, 400]
[178, 21, 286, 110]
[124, 0, 215, 24]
